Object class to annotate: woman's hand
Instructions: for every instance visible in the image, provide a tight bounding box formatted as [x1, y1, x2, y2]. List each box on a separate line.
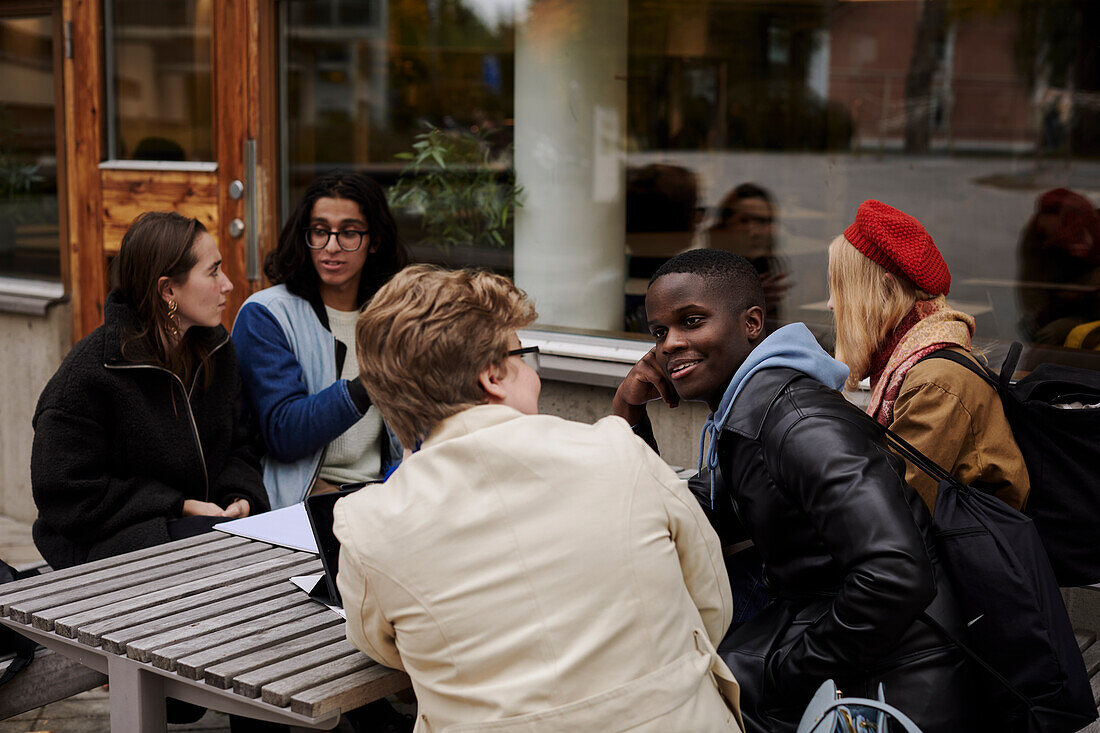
[182, 499, 230, 517]
[224, 498, 251, 518]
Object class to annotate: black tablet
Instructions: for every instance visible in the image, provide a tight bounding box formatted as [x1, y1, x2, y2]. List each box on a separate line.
[303, 482, 377, 607]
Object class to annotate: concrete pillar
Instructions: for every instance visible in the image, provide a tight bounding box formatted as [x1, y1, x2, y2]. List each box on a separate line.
[513, 0, 628, 331]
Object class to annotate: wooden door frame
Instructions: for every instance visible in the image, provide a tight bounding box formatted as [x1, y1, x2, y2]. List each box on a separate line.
[63, 0, 281, 341]
[65, 0, 104, 338]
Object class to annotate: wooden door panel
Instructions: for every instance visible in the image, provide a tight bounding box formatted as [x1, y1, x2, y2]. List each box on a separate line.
[100, 170, 219, 255]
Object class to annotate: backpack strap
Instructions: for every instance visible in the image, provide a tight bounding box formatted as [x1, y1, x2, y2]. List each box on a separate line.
[918, 342, 1023, 393]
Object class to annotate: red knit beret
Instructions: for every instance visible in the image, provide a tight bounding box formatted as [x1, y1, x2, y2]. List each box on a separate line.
[844, 200, 951, 295]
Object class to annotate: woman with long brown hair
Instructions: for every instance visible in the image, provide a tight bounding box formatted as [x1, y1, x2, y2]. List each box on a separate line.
[828, 199, 1029, 512]
[31, 211, 269, 571]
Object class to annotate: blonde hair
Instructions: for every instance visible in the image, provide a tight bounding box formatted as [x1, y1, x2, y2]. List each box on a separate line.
[356, 264, 537, 447]
[828, 235, 930, 390]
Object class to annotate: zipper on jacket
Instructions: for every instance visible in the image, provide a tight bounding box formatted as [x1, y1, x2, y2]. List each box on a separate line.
[187, 336, 229, 400]
[105, 362, 212, 501]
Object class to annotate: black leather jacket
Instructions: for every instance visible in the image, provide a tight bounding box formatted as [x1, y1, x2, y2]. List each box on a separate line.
[714, 368, 970, 732]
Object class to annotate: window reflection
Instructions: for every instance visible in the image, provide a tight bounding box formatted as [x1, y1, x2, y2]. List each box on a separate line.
[278, 0, 1100, 362]
[0, 15, 60, 281]
[106, 0, 213, 161]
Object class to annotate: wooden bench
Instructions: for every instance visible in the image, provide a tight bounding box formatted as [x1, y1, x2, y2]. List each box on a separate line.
[0, 562, 108, 720]
[0, 646, 108, 719]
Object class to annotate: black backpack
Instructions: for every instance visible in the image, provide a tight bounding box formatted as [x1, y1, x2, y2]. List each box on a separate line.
[0, 559, 39, 687]
[922, 344, 1100, 586]
[879, 424, 1096, 733]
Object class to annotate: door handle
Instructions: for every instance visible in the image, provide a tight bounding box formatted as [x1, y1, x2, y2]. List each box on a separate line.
[244, 139, 259, 281]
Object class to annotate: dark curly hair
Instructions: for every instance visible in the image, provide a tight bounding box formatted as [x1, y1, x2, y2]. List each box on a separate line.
[264, 171, 409, 307]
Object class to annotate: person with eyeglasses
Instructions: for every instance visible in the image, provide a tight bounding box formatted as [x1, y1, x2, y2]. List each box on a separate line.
[232, 171, 409, 511]
[334, 264, 742, 732]
[707, 183, 790, 322]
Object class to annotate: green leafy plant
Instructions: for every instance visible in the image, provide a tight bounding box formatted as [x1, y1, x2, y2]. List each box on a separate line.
[0, 110, 43, 200]
[388, 126, 522, 251]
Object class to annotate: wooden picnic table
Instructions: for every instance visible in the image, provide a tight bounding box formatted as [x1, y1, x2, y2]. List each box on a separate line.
[0, 531, 410, 731]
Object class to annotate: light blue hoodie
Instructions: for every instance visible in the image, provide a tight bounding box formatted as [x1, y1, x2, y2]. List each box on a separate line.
[698, 323, 850, 504]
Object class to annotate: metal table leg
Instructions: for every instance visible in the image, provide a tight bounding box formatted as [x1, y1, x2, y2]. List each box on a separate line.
[108, 655, 166, 732]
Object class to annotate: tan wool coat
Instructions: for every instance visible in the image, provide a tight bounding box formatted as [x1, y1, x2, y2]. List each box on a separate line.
[891, 347, 1030, 513]
[334, 404, 742, 733]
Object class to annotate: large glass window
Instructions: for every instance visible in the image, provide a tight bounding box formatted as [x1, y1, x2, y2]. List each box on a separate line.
[279, 0, 1100, 366]
[105, 0, 213, 161]
[0, 14, 61, 281]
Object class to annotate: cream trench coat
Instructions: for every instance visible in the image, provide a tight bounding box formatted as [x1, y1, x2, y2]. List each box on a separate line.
[334, 404, 743, 733]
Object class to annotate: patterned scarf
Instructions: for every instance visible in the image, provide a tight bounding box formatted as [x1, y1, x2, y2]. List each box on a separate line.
[865, 296, 975, 425]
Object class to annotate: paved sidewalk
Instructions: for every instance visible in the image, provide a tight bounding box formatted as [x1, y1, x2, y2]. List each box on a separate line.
[0, 686, 233, 733]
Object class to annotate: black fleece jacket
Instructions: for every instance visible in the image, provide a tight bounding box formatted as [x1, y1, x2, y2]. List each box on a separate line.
[31, 291, 269, 569]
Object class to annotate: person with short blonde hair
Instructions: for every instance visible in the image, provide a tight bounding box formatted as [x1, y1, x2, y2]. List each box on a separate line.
[336, 265, 743, 733]
[829, 230, 930, 392]
[828, 200, 1029, 512]
[355, 264, 536, 448]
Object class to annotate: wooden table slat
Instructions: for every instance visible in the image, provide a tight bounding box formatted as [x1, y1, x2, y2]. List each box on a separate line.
[288, 664, 411, 718]
[40, 546, 292, 634]
[82, 556, 321, 649]
[56, 554, 319, 638]
[261, 651, 375, 707]
[1, 534, 253, 615]
[173, 610, 344, 681]
[159, 608, 341, 678]
[0, 531, 408, 723]
[233, 639, 359, 698]
[205, 625, 349, 690]
[128, 591, 305, 661]
[100, 584, 299, 654]
[0, 532, 227, 602]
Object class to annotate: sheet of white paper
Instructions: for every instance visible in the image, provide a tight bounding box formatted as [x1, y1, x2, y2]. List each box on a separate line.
[291, 574, 346, 618]
[215, 502, 317, 554]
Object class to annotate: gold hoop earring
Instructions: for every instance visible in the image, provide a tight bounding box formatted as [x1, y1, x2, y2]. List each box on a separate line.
[167, 299, 180, 338]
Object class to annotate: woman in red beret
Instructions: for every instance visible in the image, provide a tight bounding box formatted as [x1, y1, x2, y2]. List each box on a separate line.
[827, 200, 1029, 513]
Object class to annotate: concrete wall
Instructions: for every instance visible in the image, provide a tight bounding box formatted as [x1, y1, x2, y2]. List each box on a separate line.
[0, 302, 70, 523]
[539, 379, 711, 472]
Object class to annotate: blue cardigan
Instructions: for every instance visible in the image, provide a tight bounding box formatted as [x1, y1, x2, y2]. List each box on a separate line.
[232, 285, 400, 508]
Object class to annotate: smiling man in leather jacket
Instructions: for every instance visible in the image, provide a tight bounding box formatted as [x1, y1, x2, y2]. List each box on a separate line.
[612, 249, 970, 732]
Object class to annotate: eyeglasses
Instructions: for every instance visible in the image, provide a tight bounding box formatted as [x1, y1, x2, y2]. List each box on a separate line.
[507, 346, 540, 373]
[304, 227, 369, 252]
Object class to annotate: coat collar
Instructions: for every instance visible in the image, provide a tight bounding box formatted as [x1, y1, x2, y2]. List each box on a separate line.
[422, 404, 525, 449]
[102, 290, 228, 367]
[721, 367, 803, 439]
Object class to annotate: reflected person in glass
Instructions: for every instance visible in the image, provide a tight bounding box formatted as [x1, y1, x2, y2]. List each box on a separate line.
[707, 183, 790, 323]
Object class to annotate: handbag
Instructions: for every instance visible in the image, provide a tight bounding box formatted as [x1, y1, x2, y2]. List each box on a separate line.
[877, 423, 1096, 733]
[797, 680, 923, 733]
